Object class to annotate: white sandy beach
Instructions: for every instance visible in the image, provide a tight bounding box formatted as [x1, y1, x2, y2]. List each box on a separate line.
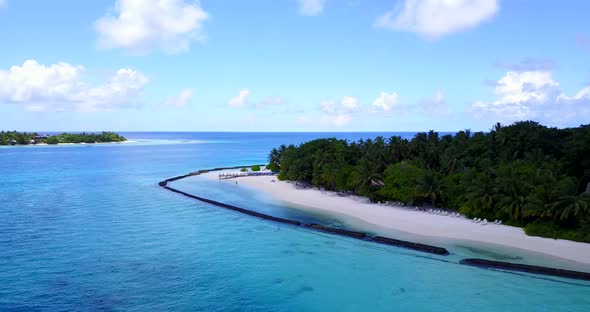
[218, 172, 590, 266]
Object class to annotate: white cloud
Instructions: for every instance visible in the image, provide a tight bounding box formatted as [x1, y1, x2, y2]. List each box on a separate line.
[225, 92, 288, 111]
[320, 100, 336, 113]
[320, 96, 359, 113]
[473, 71, 559, 119]
[375, 0, 498, 39]
[296, 114, 352, 127]
[341, 96, 359, 110]
[421, 90, 450, 116]
[0, 60, 148, 112]
[228, 89, 250, 108]
[372, 91, 399, 112]
[161, 88, 192, 108]
[329, 114, 351, 127]
[472, 70, 590, 126]
[317, 96, 358, 126]
[297, 0, 325, 16]
[560, 86, 590, 102]
[96, 0, 208, 54]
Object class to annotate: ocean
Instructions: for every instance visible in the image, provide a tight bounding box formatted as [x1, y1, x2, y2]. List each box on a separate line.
[1, 132, 588, 311]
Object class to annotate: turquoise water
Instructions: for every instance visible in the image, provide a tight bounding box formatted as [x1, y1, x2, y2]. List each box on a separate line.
[1, 132, 589, 311]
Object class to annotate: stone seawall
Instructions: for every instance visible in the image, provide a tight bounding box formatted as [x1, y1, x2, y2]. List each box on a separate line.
[157, 166, 450, 256]
[158, 166, 590, 281]
[460, 258, 590, 281]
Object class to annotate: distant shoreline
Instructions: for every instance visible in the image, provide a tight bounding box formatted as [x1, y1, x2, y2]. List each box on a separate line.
[0, 131, 127, 146]
[0, 140, 134, 147]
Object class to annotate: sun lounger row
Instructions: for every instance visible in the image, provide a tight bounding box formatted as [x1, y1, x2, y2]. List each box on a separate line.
[425, 209, 462, 217]
[376, 201, 406, 206]
[471, 218, 502, 225]
[218, 172, 276, 178]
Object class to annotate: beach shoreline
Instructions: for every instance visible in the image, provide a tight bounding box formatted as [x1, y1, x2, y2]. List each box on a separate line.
[209, 170, 590, 267]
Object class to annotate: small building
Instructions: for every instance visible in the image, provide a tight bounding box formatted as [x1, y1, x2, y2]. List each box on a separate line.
[370, 179, 385, 188]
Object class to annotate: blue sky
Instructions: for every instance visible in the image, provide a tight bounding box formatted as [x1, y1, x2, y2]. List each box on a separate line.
[0, 0, 589, 132]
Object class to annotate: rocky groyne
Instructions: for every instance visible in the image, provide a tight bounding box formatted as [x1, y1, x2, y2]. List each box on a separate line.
[159, 166, 590, 281]
[460, 258, 590, 281]
[158, 166, 450, 256]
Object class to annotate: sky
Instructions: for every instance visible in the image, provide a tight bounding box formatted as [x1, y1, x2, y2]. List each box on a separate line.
[0, 0, 589, 132]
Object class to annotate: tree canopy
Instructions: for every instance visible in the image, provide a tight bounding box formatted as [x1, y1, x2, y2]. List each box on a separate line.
[268, 121, 590, 243]
[0, 131, 126, 145]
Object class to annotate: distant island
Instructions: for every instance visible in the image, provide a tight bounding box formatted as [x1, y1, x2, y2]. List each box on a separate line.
[0, 131, 127, 145]
[266, 121, 590, 243]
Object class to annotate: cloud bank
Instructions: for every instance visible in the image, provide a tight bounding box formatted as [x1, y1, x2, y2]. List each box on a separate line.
[472, 70, 590, 126]
[318, 96, 359, 126]
[376, 0, 498, 39]
[96, 0, 208, 54]
[0, 60, 148, 112]
[160, 88, 193, 108]
[227, 89, 250, 108]
[372, 91, 399, 112]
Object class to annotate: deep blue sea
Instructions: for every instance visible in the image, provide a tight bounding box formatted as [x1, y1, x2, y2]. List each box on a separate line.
[1, 132, 589, 312]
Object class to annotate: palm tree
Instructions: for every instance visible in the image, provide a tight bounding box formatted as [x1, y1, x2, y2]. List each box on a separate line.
[495, 181, 528, 222]
[321, 164, 338, 191]
[268, 148, 280, 167]
[546, 193, 590, 222]
[387, 136, 409, 164]
[417, 172, 444, 206]
[496, 192, 528, 222]
[464, 172, 496, 213]
[350, 160, 383, 193]
[493, 163, 536, 222]
[370, 136, 388, 169]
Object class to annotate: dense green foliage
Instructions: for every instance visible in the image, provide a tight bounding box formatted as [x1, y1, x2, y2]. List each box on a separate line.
[0, 131, 40, 145]
[0, 131, 126, 145]
[251, 165, 261, 171]
[268, 121, 590, 242]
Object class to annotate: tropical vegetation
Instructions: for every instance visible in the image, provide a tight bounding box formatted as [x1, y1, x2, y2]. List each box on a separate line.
[267, 121, 590, 242]
[0, 131, 126, 145]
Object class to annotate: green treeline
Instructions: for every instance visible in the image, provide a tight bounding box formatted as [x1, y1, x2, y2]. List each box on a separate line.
[0, 131, 126, 145]
[267, 121, 590, 243]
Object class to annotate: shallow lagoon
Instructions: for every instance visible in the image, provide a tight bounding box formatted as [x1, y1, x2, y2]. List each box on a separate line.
[1, 132, 589, 311]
